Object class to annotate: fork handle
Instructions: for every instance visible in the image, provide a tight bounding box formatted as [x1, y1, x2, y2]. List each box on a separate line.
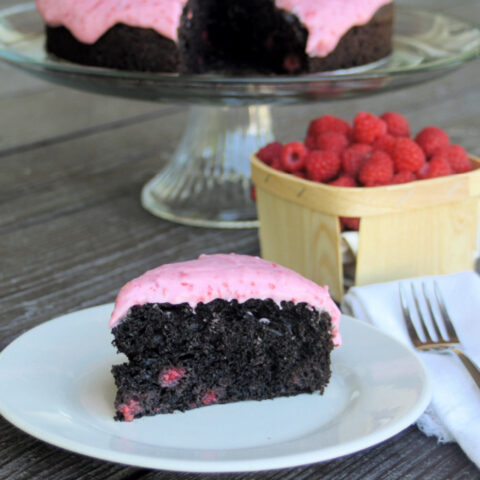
[451, 348, 480, 388]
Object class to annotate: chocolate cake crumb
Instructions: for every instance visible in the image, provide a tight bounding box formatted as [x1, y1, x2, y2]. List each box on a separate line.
[111, 299, 333, 421]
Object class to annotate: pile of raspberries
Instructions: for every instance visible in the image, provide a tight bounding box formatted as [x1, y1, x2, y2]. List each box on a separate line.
[255, 112, 473, 230]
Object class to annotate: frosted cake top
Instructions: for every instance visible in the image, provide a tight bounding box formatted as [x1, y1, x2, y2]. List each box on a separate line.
[109, 253, 342, 345]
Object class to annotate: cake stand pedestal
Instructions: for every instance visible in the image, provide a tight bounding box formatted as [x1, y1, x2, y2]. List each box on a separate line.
[1, 4, 479, 228]
[141, 104, 273, 228]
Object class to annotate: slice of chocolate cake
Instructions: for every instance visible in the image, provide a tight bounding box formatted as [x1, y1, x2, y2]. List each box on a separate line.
[109, 254, 341, 421]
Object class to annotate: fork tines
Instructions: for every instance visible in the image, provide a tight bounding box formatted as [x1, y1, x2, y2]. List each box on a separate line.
[432, 281, 459, 341]
[399, 281, 459, 347]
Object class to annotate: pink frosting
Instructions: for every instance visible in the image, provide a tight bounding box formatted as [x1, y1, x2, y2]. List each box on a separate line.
[276, 0, 393, 57]
[109, 254, 341, 346]
[35, 0, 188, 44]
[36, 0, 391, 57]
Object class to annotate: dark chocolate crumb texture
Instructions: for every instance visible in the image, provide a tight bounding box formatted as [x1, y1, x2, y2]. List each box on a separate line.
[112, 299, 333, 421]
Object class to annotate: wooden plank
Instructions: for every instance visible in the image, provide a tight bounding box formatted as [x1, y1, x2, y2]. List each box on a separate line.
[0, 87, 177, 152]
[0, 107, 217, 217]
[0, 63, 51, 97]
[138, 426, 480, 480]
[0, 418, 143, 480]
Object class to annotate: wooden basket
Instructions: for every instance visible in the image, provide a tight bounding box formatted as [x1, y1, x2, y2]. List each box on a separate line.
[251, 154, 480, 301]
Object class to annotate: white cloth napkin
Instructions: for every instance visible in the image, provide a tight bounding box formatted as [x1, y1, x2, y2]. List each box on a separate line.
[341, 271, 480, 468]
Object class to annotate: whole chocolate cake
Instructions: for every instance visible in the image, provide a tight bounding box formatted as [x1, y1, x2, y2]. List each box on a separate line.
[36, 0, 393, 74]
[109, 254, 341, 421]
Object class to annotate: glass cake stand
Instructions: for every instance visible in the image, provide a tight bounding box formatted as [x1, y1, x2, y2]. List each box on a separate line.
[1, 4, 479, 227]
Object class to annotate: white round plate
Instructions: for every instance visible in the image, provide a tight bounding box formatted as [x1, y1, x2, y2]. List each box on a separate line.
[0, 304, 431, 472]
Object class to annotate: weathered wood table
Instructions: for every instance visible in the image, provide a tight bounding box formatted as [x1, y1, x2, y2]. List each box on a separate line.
[1, 0, 479, 478]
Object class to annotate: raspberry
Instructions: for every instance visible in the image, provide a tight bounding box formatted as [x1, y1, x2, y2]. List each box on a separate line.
[292, 171, 307, 179]
[307, 115, 351, 138]
[305, 151, 341, 182]
[341, 144, 372, 177]
[159, 367, 185, 387]
[328, 175, 357, 187]
[304, 135, 316, 151]
[270, 157, 282, 170]
[358, 151, 394, 186]
[281, 142, 307, 172]
[434, 144, 472, 173]
[426, 156, 453, 178]
[119, 399, 142, 422]
[202, 390, 218, 405]
[283, 54, 302, 73]
[416, 163, 430, 180]
[310, 131, 348, 154]
[341, 217, 360, 231]
[391, 138, 426, 172]
[372, 134, 396, 156]
[380, 112, 411, 138]
[415, 126, 450, 157]
[353, 112, 387, 144]
[250, 186, 256, 201]
[257, 141, 283, 165]
[391, 171, 416, 184]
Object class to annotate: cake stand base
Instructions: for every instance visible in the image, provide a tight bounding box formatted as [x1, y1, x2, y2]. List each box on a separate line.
[141, 104, 274, 228]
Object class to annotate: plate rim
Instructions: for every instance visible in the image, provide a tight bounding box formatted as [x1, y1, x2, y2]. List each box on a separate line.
[0, 304, 432, 473]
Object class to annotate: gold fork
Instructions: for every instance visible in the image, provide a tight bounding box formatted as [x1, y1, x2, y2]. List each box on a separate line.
[399, 281, 480, 388]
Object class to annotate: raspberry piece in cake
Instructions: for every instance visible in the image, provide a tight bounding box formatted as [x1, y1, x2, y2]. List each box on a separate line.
[202, 390, 219, 405]
[118, 399, 143, 422]
[159, 367, 186, 387]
